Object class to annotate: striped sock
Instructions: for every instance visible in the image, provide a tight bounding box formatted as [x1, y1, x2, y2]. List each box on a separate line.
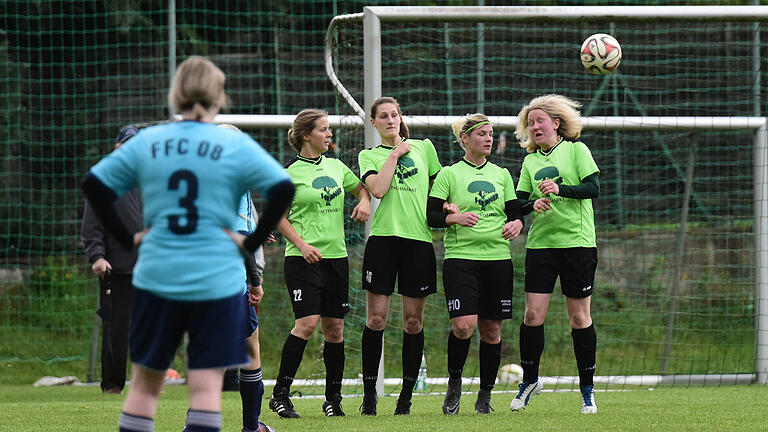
[239, 368, 263, 431]
[118, 412, 154, 432]
[183, 409, 221, 432]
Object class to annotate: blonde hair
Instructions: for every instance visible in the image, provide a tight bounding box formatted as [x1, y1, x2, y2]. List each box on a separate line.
[168, 56, 227, 120]
[515, 94, 583, 153]
[451, 113, 491, 151]
[287, 109, 328, 153]
[370, 97, 410, 139]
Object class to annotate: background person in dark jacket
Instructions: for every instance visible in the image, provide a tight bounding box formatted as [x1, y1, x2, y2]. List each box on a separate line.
[81, 125, 142, 394]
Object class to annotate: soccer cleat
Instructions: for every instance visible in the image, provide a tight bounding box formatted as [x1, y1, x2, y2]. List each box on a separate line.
[474, 389, 494, 414]
[322, 393, 345, 417]
[269, 389, 301, 418]
[360, 393, 378, 416]
[441, 378, 462, 415]
[243, 423, 275, 432]
[580, 385, 597, 414]
[509, 379, 543, 411]
[394, 396, 412, 415]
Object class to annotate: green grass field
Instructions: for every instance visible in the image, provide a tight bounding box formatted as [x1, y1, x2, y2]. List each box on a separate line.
[1, 384, 767, 431]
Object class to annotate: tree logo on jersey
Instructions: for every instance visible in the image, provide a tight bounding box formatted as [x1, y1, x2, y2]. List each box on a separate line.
[312, 176, 342, 206]
[395, 157, 418, 183]
[533, 166, 563, 185]
[467, 181, 499, 211]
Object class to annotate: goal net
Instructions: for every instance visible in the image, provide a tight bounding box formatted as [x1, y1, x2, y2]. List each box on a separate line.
[320, 5, 768, 392]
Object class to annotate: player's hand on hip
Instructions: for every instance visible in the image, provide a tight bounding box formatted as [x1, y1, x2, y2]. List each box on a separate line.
[533, 198, 552, 214]
[92, 258, 112, 278]
[351, 201, 371, 222]
[537, 179, 560, 196]
[248, 284, 264, 306]
[300, 244, 322, 264]
[502, 219, 524, 240]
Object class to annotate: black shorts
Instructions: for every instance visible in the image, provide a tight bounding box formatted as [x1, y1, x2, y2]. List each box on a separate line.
[524, 247, 597, 298]
[283, 256, 350, 319]
[443, 259, 514, 320]
[129, 288, 249, 371]
[361, 235, 437, 297]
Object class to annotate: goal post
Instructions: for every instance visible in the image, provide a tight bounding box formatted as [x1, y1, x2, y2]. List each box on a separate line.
[322, 5, 768, 386]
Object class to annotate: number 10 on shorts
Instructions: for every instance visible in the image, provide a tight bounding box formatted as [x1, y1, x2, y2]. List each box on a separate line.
[447, 298, 461, 312]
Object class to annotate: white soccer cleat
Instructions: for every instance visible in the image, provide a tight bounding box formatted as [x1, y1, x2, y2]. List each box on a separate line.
[580, 385, 597, 414]
[509, 379, 543, 411]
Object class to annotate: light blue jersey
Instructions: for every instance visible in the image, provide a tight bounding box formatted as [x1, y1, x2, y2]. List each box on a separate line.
[89, 121, 290, 301]
[236, 192, 256, 233]
[236, 192, 255, 292]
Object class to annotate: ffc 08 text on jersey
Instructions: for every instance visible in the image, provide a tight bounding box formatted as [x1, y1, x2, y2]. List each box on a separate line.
[151, 139, 224, 161]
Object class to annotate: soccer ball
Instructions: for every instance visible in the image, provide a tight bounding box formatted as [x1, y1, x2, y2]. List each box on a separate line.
[497, 363, 524, 385]
[580, 33, 622, 75]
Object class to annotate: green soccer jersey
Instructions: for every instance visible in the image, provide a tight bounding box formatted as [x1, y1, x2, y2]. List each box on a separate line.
[358, 138, 442, 242]
[430, 159, 517, 260]
[517, 139, 600, 249]
[284, 155, 361, 258]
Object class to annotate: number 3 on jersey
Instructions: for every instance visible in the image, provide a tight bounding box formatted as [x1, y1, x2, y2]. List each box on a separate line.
[168, 169, 198, 234]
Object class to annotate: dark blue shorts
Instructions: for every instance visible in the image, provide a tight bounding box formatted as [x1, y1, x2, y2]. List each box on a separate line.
[243, 290, 259, 334]
[129, 288, 250, 371]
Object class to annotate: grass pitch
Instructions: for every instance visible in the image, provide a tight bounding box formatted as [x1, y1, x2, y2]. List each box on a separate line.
[1, 384, 767, 431]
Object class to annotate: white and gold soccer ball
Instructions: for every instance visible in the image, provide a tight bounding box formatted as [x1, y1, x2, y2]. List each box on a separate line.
[497, 363, 524, 385]
[580, 33, 622, 75]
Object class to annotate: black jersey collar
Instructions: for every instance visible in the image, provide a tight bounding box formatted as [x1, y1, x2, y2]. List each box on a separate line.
[460, 157, 487, 170]
[538, 136, 564, 157]
[296, 154, 322, 165]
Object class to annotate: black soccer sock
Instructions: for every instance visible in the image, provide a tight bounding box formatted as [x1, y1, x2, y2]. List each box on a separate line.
[520, 323, 545, 383]
[479, 340, 502, 391]
[400, 329, 424, 400]
[447, 330, 471, 380]
[239, 368, 263, 431]
[118, 412, 154, 432]
[323, 340, 345, 400]
[274, 333, 308, 393]
[572, 324, 597, 387]
[184, 409, 221, 432]
[362, 326, 384, 396]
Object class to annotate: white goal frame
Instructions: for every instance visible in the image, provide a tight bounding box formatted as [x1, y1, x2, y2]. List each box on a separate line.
[320, 5, 768, 386]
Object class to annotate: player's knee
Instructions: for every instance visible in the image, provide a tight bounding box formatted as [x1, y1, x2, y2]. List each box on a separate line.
[402, 317, 423, 334]
[451, 321, 475, 339]
[324, 324, 344, 341]
[366, 315, 387, 331]
[570, 314, 592, 329]
[523, 310, 546, 326]
[293, 322, 318, 339]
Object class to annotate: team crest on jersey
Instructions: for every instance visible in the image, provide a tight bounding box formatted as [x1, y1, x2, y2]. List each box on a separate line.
[534, 166, 563, 184]
[312, 176, 342, 205]
[395, 157, 418, 183]
[467, 180, 499, 211]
